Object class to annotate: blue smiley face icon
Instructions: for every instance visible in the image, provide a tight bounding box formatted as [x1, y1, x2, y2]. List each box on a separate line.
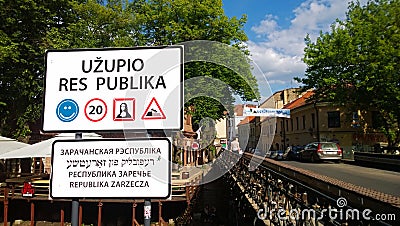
[56, 99, 79, 122]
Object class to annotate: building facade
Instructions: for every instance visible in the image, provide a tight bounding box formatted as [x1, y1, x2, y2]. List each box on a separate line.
[239, 88, 387, 159]
[268, 90, 387, 158]
[257, 88, 303, 152]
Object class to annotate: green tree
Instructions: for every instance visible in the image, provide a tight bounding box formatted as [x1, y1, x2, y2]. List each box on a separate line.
[0, 0, 139, 138]
[46, 0, 138, 49]
[296, 0, 400, 146]
[131, 0, 259, 126]
[1, 0, 259, 138]
[0, 0, 74, 138]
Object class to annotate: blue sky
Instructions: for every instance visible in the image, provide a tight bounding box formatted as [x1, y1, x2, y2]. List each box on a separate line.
[221, 0, 366, 102]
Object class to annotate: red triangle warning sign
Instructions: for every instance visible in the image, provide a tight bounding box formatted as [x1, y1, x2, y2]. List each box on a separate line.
[141, 97, 166, 120]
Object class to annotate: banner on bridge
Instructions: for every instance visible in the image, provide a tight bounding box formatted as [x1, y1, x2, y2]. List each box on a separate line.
[243, 107, 290, 118]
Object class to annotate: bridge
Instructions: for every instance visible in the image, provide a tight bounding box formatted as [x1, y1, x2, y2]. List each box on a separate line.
[0, 150, 399, 225]
[215, 150, 400, 225]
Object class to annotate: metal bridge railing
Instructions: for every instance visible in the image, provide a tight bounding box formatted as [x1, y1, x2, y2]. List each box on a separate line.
[216, 150, 398, 226]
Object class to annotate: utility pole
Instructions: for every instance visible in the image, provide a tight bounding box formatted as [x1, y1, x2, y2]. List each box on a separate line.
[71, 132, 82, 226]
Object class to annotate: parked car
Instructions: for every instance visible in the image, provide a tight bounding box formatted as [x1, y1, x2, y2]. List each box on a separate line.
[300, 142, 342, 162]
[283, 146, 304, 160]
[270, 150, 285, 160]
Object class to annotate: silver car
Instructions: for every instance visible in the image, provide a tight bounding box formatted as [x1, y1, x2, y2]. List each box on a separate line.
[300, 142, 342, 162]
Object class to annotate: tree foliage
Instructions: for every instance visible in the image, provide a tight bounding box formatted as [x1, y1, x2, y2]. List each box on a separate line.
[130, 0, 259, 126]
[0, 0, 259, 138]
[47, 0, 138, 49]
[296, 0, 400, 146]
[0, 0, 74, 138]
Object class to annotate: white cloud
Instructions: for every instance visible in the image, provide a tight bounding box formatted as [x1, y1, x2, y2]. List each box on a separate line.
[248, 41, 306, 99]
[251, 14, 279, 36]
[249, 0, 366, 94]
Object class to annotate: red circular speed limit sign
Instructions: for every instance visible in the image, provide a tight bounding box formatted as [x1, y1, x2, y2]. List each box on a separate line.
[192, 142, 199, 150]
[84, 98, 107, 122]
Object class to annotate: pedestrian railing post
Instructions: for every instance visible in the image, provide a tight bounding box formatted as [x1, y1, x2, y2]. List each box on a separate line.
[185, 182, 190, 204]
[97, 200, 103, 226]
[4, 188, 8, 226]
[60, 206, 64, 226]
[30, 201, 34, 226]
[79, 204, 82, 226]
[132, 202, 141, 226]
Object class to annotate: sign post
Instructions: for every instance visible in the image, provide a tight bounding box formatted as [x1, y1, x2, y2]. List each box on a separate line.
[71, 132, 82, 226]
[45, 46, 181, 225]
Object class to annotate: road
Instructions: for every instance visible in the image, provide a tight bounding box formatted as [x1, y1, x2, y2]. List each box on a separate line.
[281, 160, 400, 197]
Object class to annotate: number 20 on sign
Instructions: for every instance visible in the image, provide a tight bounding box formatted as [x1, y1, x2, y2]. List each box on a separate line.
[84, 98, 107, 122]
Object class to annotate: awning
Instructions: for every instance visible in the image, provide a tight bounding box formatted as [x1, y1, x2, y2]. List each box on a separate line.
[0, 133, 101, 159]
[0, 136, 30, 155]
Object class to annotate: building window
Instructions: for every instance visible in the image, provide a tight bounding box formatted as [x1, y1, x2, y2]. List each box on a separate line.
[296, 117, 299, 130]
[302, 115, 306, 129]
[291, 119, 293, 131]
[328, 111, 341, 128]
[280, 92, 284, 101]
[286, 119, 289, 131]
[351, 111, 360, 128]
[311, 113, 315, 129]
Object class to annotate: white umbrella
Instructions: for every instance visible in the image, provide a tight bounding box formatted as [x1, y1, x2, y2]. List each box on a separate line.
[0, 136, 30, 155]
[0, 133, 101, 159]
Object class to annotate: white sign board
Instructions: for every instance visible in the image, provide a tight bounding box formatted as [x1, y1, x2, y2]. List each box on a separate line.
[42, 46, 183, 132]
[50, 138, 171, 199]
[243, 107, 290, 118]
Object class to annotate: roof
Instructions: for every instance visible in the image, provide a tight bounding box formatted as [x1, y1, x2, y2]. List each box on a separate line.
[237, 116, 256, 126]
[283, 90, 314, 110]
